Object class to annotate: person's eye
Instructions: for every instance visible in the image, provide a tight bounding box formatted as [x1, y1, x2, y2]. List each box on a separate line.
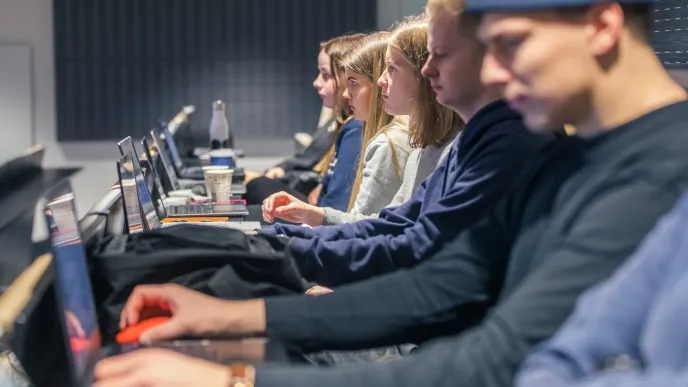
[323, 73, 331, 80]
[388, 65, 397, 73]
[497, 36, 526, 55]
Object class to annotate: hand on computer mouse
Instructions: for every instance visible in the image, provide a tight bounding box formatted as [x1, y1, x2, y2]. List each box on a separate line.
[94, 348, 231, 387]
[119, 284, 266, 343]
[262, 191, 325, 226]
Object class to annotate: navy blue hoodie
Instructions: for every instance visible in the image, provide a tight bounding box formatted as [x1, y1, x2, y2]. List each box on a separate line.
[260, 100, 555, 286]
[315, 118, 363, 211]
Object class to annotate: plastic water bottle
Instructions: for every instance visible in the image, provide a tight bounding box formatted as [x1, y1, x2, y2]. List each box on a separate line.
[209, 100, 232, 149]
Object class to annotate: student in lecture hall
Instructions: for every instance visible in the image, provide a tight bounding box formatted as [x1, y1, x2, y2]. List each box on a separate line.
[263, 31, 414, 226]
[244, 33, 365, 208]
[93, 0, 688, 386]
[256, 10, 556, 287]
[262, 16, 462, 228]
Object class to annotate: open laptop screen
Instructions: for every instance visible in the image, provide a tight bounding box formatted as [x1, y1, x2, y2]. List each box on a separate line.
[44, 182, 101, 385]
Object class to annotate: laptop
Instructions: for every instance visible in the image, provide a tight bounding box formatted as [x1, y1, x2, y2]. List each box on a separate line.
[116, 155, 148, 234]
[121, 142, 250, 220]
[162, 126, 246, 181]
[150, 129, 247, 196]
[116, 154, 257, 231]
[117, 137, 167, 204]
[44, 182, 281, 387]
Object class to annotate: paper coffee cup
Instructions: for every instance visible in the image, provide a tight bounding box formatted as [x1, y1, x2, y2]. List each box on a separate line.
[202, 166, 230, 197]
[205, 169, 234, 202]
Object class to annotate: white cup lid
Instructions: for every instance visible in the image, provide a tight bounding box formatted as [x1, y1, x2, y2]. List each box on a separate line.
[209, 149, 235, 157]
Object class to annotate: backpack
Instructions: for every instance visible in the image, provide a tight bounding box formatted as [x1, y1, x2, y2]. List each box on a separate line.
[87, 225, 309, 340]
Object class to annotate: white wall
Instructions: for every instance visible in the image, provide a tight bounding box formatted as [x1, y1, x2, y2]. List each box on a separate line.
[378, 0, 428, 29]
[0, 45, 32, 164]
[0, 0, 62, 162]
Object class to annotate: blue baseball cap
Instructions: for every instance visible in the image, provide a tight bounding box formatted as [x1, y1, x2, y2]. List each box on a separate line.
[465, 0, 654, 13]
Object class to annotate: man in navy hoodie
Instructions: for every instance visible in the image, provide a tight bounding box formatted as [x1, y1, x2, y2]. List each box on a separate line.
[259, 16, 558, 286]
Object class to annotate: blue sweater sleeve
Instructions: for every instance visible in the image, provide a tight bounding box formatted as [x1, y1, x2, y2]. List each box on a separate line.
[515, 195, 688, 387]
[290, 125, 547, 286]
[316, 125, 361, 212]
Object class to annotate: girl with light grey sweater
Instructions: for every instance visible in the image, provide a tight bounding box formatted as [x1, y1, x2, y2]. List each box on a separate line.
[262, 21, 460, 227]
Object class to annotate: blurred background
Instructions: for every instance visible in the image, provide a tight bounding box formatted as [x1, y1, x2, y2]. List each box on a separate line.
[0, 0, 686, 214]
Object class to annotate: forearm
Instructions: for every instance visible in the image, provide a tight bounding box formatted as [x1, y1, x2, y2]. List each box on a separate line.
[220, 299, 267, 337]
[289, 216, 447, 286]
[259, 224, 319, 240]
[322, 207, 378, 225]
[254, 337, 480, 387]
[266, 225, 503, 352]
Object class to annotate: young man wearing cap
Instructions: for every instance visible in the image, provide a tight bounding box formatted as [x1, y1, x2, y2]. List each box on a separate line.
[92, 1, 688, 387]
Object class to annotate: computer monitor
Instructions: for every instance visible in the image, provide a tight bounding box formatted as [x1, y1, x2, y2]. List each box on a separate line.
[44, 181, 101, 387]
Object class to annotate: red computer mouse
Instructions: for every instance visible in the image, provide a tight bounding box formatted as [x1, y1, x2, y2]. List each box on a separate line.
[115, 316, 171, 344]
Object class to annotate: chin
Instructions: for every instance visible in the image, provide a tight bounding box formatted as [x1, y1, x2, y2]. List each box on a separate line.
[523, 115, 561, 134]
[385, 106, 401, 116]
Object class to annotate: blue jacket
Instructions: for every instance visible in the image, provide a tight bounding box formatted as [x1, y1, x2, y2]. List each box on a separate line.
[315, 118, 363, 212]
[261, 100, 556, 286]
[516, 192, 688, 387]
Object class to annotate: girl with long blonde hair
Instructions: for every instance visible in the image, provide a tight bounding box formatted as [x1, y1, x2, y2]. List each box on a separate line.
[263, 18, 461, 226]
[246, 33, 365, 208]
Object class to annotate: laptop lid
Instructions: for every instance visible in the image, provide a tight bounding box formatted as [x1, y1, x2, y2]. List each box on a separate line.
[116, 156, 145, 234]
[150, 128, 181, 191]
[162, 126, 184, 173]
[140, 137, 168, 201]
[43, 181, 101, 387]
[118, 137, 166, 203]
[126, 148, 161, 230]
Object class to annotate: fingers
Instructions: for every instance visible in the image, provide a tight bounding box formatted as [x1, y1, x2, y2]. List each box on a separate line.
[94, 350, 163, 387]
[93, 374, 143, 387]
[262, 204, 274, 224]
[273, 203, 300, 222]
[262, 192, 296, 223]
[305, 286, 334, 296]
[94, 352, 142, 380]
[119, 284, 179, 329]
[139, 319, 184, 344]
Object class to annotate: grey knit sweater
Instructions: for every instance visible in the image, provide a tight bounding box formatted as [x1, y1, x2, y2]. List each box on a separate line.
[323, 131, 458, 225]
[321, 121, 411, 225]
